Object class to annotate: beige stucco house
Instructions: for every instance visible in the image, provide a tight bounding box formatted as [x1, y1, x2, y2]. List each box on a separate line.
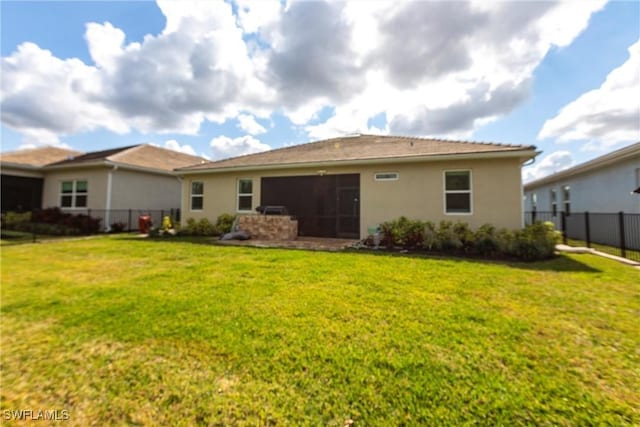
[176, 135, 537, 239]
[1, 144, 206, 229]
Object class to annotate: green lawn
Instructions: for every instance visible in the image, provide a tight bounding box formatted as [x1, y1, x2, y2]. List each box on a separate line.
[1, 236, 638, 425]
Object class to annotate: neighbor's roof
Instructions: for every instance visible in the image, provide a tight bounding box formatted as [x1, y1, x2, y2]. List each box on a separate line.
[48, 144, 207, 172]
[0, 146, 83, 167]
[178, 134, 537, 173]
[524, 141, 640, 190]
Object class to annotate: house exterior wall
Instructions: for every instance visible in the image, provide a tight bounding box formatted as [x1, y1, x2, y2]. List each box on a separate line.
[110, 168, 181, 209]
[180, 157, 525, 238]
[524, 157, 640, 214]
[42, 167, 109, 210]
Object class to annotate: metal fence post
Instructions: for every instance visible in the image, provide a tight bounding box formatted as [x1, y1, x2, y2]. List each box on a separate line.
[619, 211, 626, 259]
[128, 209, 132, 232]
[584, 211, 590, 248]
[532, 209, 536, 223]
[561, 211, 567, 245]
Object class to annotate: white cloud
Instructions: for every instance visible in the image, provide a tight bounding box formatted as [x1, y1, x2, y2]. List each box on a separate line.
[523, 150, 574, 182]
[1, 0, 608, 145]
[164, 139, 197, 156]
[209, 135, 271, 160]
[539, 39, 640, 149]
[237, 113, 267, 135]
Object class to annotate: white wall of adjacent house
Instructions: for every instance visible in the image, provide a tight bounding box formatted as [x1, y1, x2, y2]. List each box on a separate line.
[110, 168, 181, 210]
[42, 167, 182, 212]
[524, 157, 640, 214]
[42, 167, 109, 210]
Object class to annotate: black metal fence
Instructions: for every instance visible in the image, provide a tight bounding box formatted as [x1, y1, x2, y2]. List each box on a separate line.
[525, 211, 640, 262]
[71, 208, 181, 232]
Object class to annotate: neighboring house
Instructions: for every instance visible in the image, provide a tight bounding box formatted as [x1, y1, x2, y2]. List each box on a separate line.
[524, 142, 640, 215]
[176, 134, 537, 239]
[1, 146, 83, 212]
[1, 144, 206, 228]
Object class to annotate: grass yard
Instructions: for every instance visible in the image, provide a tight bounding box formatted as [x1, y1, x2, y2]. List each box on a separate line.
[1, 236, 639, 425]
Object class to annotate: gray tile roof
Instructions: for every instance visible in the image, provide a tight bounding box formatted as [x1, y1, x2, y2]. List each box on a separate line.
[0, 146, 83, 167]
[179, 134, 536, 171]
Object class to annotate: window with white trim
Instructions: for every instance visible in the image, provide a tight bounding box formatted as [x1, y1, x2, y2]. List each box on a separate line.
[237, 179, 253, 212]
[60, 180, 88, 208]
[444, 170, 471, 214]
[191, 181, 203, 211]
[562, 185, 570, 215]
[550, 188, 557, 216]
[374, 172, 399, 181]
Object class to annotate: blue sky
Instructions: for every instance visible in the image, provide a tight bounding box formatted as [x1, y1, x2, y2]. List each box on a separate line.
[1, 0, 638, 181]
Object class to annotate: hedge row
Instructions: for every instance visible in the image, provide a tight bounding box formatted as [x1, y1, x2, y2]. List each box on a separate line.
[373, 217, 560, 261]
[1, 208, 101, 235]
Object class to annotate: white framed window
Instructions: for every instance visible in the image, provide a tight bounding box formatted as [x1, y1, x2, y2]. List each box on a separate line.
[444, 170, 472, 214]
[374, 172, 399, 181]
[237, 178, 253, 212]
[190, 181, 203, 211]
[550, 188, 557, 216]
[60, 180, 88, 208]
[562, 185, 570, 215]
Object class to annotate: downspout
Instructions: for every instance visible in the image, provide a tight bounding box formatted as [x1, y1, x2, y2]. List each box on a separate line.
[105, 164, 118, 231]
[521, 153, 539, 228]
[176, 175, 183, 226]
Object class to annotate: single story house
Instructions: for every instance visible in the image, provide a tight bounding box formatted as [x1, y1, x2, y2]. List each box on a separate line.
[524, 142, 640, 215]
[1, 144, 206, 229]
[1, 146, 83, 212]
[176, 134, 537, 239]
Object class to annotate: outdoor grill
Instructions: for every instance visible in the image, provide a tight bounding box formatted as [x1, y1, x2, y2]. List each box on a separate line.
[255, 205, 289, 215]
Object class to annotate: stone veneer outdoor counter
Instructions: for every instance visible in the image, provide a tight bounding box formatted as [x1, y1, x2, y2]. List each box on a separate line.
[237, 214, 298, 240]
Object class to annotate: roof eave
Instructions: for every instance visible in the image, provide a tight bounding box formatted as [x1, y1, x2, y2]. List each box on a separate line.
[176, 149, 537, 175]
[0, 161, 44, 170]
[42, 160, 176, 175]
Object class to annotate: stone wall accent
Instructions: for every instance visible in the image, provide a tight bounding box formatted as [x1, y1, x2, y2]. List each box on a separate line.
[237, 214, 298, 240]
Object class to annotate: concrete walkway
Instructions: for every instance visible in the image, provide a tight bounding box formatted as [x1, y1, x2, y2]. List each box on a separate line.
[216, 236, 358, 251]
[556, 244, 640, 268]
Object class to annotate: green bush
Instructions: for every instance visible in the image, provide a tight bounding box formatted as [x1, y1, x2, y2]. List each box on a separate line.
[511, 221, 560, 261]
[453, 221, 474, 252]
[182, 218, 216, 236]
[380, 216, 425, 249]
[214, 214, 236, 235]
[474, 224, 499, 256]
[422, 221, 437, 251]
[435, 221, 462, 251]
[1, 211, 32, 228]
[374, 217, 559, 261]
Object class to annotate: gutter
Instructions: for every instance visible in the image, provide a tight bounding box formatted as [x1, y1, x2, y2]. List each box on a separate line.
[43, 160, 177, 176]
[175, 149, 538, 176]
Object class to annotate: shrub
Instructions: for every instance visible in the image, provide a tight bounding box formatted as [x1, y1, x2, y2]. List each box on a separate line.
[422, 221, 437, 251]
[1, 211, 32, 228]
[4, 208, 101, 235]
[474, 224, 499, 256]
[453, 221, 474, 252]
[182, 217, 216, 236]
[214, 213, 236, 235]
[380, 216, 425, 249]
[435, 221, 462, 251]
[111, 222, 126, 233]
[496, 228, 515, 255]
[511, 221, 560, 261]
